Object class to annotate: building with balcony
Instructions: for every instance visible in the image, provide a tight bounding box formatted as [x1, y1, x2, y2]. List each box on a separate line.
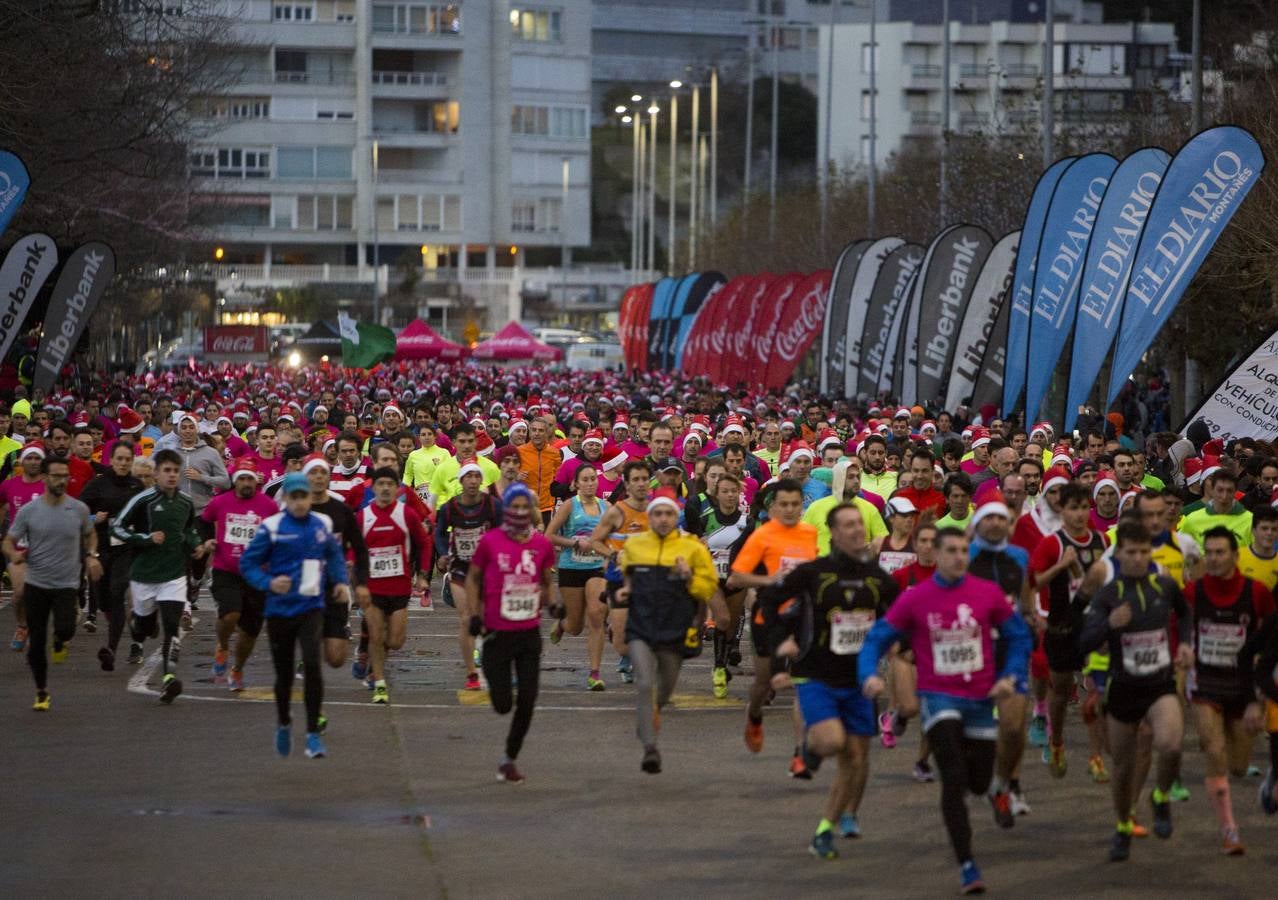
[192, 0, 594, 326]
[817, 2, 1182, 175]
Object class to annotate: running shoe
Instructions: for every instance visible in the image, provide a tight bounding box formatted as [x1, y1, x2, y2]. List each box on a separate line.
[744, 716, 764, 753]
[190, 598, 199, 612]
[641, 746, 662, 774]
[1089, 755, 1110, 784]
[809, 829, 838, 860]
[788, 754, 813, 780]
[371, 681, 390, 705]
[276, 725, 291, 757]
[618, 654, 634, 684]
[304, 733, 326, 759]
[1221, 828, 1245, 856]
[989, 791, 1014, 829]
[1048, 742, 1067, 779]
[464, 672, 481, 691]
[838, 812, 861, 838]
[1130, 819, 1149, 838]
[159, 673, 182, 704]
[97, 646, 115, 672]
[1151, 795, 1173, 839]
[712, 666, 728, 699]
[213, 647, 228, 679]
[51, 641, 69, 664]
[549, 621, 563, 645]
[168, 642, 180, 666]
[878, 712, 897, 749]
[1028, 714, 1047, 747]
[586, 672, 605, 691]
[1010, 789, 1032, 817]
[1247, 764, 1262, 777]
[801, 741, 823, 775]
[1169, 780, 1191, 802]
[892, 713, 908, 737]
[497, 762, 525, 784]
[180, 610, 192, 632]
[11, 626, 28, 651]
[228, 667, 244, 692]
[912, 761, 936, 783]
[1260, 768, 1278, 815]
[958, 860, 985, 894]
[32, 691, 50, 712]
[351, 653, 368, 680]
[317, 715, 327, 734]
[727, 644, 743, 667]
[1108, 830, 1132, 862]
[83, 614, 97, 634]
[127, 642, 144, 665]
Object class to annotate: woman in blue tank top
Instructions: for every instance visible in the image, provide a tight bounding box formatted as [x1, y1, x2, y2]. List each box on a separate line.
[544, 464, 610, 690]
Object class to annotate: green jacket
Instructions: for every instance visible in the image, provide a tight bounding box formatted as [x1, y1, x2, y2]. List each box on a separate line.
[1178, 501, 1253, 550]
[111, 487, 200, 584]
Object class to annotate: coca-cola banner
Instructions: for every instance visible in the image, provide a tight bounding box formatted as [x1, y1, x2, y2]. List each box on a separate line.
[205, 325, 268, 356]
[763, 270, 832, 390]
[745, 273, 803, 386]
[725, 274, 776, 384]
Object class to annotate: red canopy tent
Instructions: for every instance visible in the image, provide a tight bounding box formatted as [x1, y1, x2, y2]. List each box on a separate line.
[471, 321, 563, 362]
[395, 319, 470, 361]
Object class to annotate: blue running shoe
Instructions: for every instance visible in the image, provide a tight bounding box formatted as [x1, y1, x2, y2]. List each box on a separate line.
[838, 812, 861, 839]
[305, 732, 326, 759]
[1028, 715, 1047, 747]
[959, 860, 985, 894]
[275, 725, 291, 758]
[808, 829, 838, 860]
[351, 653, 368, 680]
[1260, 768, 1277, 815]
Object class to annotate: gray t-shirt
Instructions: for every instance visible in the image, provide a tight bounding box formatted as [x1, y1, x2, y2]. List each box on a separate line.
[9, 495, 93, 589]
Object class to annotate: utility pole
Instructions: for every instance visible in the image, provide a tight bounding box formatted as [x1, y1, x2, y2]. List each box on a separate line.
[769, 18, 780, 245]
[1043, 0, 1055, 169]
[743, 23, 756, 242]
[648, 104, 658, 275]
[710, 67, 718, 230]
[371, 139, 380, 324]
[819, 0, 836, 250]
[868, 0, 877, 233]
[939, 0, 950, 227]
[690, 82, 700, 269]
[668, 84, 680, 275]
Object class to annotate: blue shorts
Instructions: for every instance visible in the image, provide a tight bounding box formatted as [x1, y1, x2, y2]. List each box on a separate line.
[919, 691, 997, 742]
[795, 680, 877, 737]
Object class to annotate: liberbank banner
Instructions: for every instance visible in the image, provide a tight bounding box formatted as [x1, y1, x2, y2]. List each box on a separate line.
[1182, 327, 1278, 442]
[34, 242, 115, 394]
[1108, 126, 1265, 404]
[913, 224, 993, 406]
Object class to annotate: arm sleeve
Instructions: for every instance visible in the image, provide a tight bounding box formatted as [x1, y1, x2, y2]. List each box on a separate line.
[1250, 615, 1278, 704]
[857, 618, 904, 685]
[345, 510, 369, 586]
[1077, 585, 1115, 654]
[204, 453, 230, 492]
[407, 509, 432, 573]
[995, 609, 1032, 684]
[686, 543, 719, 602]
[239, 528, 273, 591]
[325, 530, 350, 585]
[111, 493, 152, 546]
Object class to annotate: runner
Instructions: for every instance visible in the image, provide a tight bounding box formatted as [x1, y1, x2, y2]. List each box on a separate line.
[1238, 506, 1278, 590]
[859, 528, 1032, 894]
[464, 483, 558, 783]
[1183, 526, 1274, 853]
[1077, 521, 1193, 861]
[356, 466, 432, 704]
[306, 454, 370, 676]
[727, 479, 819, 776]
[543, 462, 610, 690]
[1, 443, 47, 651]
[764, 502, 898, 857]
[240, 472, 352, 759]
[3, 455, 100, 710]
[112, 449, 207, 703]
[589, 459, 653, 685]
[889, 522, 939, 778]
[877, 497, 918, 575]
[618, 491, 717, 773]
[199, 458, 278, 690]
[434, 463, 502, 690]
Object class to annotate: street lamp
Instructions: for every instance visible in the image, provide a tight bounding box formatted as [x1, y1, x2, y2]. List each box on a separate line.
[647, 103, 659, 276]
[668, 82, 681, 274]
[561, 156, 570, 322]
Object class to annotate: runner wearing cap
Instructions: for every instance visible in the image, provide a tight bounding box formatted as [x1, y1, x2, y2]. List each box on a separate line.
[544, 462, 610, 690]
[618, 489, 717, 773]
[303, 454, 369, 680]
[435, 461, 502, 691]
[199, 458, 279, 689]
[79, 442, 145, 670]
[877, 497, 918, 575]
[1, 443, 47, 651]
[590, 459, 652, 684]
[240, 471, 352, 759]
[464, 483, 558, 783]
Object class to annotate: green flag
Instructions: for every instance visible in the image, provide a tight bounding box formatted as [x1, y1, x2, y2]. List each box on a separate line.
[338, 312, 396, 369]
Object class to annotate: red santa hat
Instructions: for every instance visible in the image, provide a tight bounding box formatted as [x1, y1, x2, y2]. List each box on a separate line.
[970, 488, 1011, 528]
[1042, 465, 1072, 493]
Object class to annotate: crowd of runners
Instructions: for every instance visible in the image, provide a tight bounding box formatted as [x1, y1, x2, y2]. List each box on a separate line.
[6, 362, 1278, 893]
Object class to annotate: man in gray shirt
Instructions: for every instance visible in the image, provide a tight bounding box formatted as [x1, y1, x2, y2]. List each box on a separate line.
[3, 456, 100, 711]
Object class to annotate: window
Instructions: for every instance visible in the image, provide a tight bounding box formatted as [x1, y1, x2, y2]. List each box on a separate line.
[512, 200, 536, 233]
[372, 3, 462, 35]
[274, 2, 314, 20]
[276, 146, 353, 179]
[860, 135, 872, 162]
[197, 196, 269, 228]
[191, 147, 270, 179]
[513, 105, 586, 139]
[780, 28, 801, 51]
[275, 49, 307, 82]
[206, 98, 270, 120]
[271, 195, 294, 228]
[398, 194, 419, 229]
[861, 42, 879, 74]
[538, 197, 562, 233]
[512, 105, 549, 136]
[860, 90, 876, 121]
[510, 7, 561, 42]
[286, 194, 354, 229]
[316, 146, 351, 177]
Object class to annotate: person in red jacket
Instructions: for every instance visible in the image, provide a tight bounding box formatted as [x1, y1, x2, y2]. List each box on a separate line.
[1011, 465, 1070, 554]
[892, 451, 947, 519]
[355, 466, 432, 705]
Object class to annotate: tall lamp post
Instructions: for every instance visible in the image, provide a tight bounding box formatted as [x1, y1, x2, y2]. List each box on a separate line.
[668, 81, 682, 275]
[647, 103, 659, 275]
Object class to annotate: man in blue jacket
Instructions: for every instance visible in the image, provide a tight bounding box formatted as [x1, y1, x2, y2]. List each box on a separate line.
[241, 472, 350, 759]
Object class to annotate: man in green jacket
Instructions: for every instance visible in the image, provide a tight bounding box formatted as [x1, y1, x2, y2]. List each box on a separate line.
[1179, 469, 1253, 550]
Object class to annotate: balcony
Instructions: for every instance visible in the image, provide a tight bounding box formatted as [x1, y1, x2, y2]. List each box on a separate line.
[275, 70, 355, 86]
[959, 111, 990, 130]
[1003, 63, 1039, 78]
[907, 63, 941, 90]
[959, 63, 991, 78]
[376, 167, 463, 185]
[908, 110, 941, 135]
[372, 128, 458, 149]
[371, 69, 450, 99]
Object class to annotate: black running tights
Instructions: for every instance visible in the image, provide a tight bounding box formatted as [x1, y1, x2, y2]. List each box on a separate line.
[267, 609, 323, 733]
[481, 629, 542, 760]
[928, 719, 996, 864]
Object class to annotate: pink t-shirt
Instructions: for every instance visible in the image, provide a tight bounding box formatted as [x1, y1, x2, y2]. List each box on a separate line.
[469, 529, 555, 632]
[884, 574, 1013, 700]
[247, 453, 285, 482]
[0, 476, 45, 520]
[201, 490, 281, 573]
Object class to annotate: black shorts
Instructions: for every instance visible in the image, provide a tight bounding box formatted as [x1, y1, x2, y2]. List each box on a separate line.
[605, 580, 628, 610]
[323, 601, 351, 640]
[1189, 693, 1253, 720]
[211, 569, 265, 637]
[749, 614, 769, 659]
[1104, 681, 1177, 725]
[559, 568, 603, 590]
[443, 573, 464, 608]
[372, 594, 409, 614]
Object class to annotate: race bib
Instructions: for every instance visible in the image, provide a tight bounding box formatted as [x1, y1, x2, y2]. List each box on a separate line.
[1120, 629, 1170, 677]
[931, 628, 983, 676]
[453, 527, 482, 560]
[224, 513, 259, 547]
[712, 548, 731, 579]
[299, 559, 322, 597]
[830, 609, 874, 656]
[570, 542, 600, 566]
[1197, 621, 1245, 668]
[778, 555, 806, 575]
[500, 577, 540, 621]
[369, 545, 405, 579]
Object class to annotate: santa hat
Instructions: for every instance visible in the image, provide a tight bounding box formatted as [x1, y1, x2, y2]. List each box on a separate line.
[689, 415, 711, 435]
[919, 420, 937, 435]
[1182, 457, 1206, 486]
[1030, 422, 1052, 441]
[893, 406, 911, 420]
[1051, 445, 1074, 469]
[816, 428, 842, 452]
[509, 419, 529, 433]
[1119, 489, 1142, 513]
[600, 446, 627, 473]
[1092, 474, 1120, 499]
[476, 432, 495, 456]
[1042, 465, 1072, 493]
[785, 442, 814, 464]
[382, 403, 403, 418]
[969, 426, 991, 449]
[301, 454, 330, 475]
[231, 458, 260, 482]
[1270, 485, 1278, 509]
[722, 414, 746, 436]
[457, 462, 484, 479]
[611, 416, 630, 432]
[19, 442, 45, 460]
[646, 488, 680, 514]
[117, 407, 145, 434]
[582, 429, 605, 448]
[970, 488, 1011, 528]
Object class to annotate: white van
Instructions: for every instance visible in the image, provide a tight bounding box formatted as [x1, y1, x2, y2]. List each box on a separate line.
[565, 341, 623, 372]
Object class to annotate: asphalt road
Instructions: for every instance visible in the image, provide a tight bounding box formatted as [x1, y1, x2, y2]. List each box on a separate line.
[3, 593, 1276, 899]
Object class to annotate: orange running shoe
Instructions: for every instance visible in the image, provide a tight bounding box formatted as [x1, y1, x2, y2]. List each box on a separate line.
[744, 716, 764, 753]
